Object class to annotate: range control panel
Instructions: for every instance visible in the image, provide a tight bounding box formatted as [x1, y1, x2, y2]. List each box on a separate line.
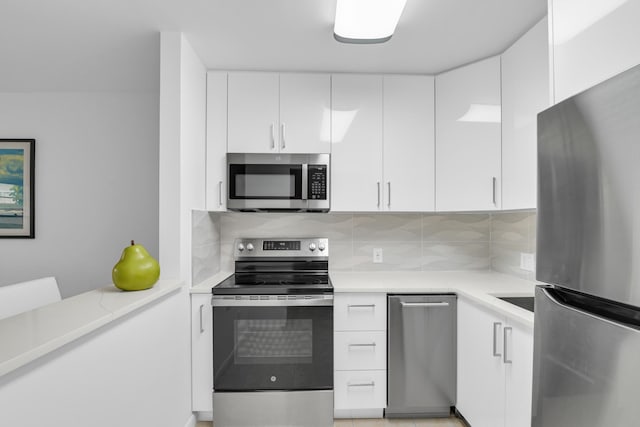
[308, 165, 327, 200]
[234, 238, 329, 258]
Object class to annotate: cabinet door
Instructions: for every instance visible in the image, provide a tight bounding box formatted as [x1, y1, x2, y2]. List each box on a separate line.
[504, 321, 534, 427]
[333, 293, 387, 331]
[191, 294, 213, 412]
[331, 74, 383, 212]
[206, 71, 227, 211]
[279, 73, 331, 154]
[227, 72, 279, 153]
[550, 0, 640, 102]
[435, 56, 502, 211]
[501, 19, 549, 210]
[383, 75, 435, 211]
[457, 298, 505, 427]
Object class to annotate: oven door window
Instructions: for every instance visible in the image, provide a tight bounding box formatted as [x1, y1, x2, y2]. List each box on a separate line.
[213, 305, 333, 391]
[228, 164, 302, 200]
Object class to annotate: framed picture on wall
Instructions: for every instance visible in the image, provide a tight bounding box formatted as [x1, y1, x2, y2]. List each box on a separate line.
[0, 139, 35, 238]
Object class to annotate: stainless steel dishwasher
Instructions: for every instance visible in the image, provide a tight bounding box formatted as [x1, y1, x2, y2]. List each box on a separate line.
[387, 294, 457, 418]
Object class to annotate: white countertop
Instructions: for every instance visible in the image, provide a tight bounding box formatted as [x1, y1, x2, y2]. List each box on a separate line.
[193, 270, 537, 327]
[0, 280, 183, 378]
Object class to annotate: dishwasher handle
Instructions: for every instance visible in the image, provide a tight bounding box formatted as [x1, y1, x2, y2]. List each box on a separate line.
[400, 301, 450, 308]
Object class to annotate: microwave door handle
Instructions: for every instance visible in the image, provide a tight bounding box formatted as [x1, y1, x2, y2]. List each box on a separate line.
[302, 164, 308, 200]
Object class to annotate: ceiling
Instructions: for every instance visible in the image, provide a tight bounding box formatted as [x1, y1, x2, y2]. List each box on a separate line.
[0, 0, 547, 92]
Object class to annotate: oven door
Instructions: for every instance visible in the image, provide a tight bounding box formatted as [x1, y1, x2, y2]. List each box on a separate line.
[212, 295, 333, 391]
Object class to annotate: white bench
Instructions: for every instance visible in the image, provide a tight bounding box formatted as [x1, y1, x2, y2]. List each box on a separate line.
[0, 277, 62, 320]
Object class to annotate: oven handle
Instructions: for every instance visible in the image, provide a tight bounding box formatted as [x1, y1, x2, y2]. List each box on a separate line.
[212, 295, 333, 307]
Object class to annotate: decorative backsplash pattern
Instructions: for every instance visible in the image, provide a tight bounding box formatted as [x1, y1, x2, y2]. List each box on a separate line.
[191, 210, 537, 285]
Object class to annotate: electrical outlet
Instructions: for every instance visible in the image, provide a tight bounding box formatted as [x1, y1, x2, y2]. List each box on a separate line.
[520, 253, 536, 272]
[373, 248, 383, 263]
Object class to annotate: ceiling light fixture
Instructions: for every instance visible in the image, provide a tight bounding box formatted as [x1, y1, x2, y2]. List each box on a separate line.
[334, 0, 408, 44]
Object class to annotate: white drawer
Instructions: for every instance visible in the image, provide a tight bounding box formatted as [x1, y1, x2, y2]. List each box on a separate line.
[334, 370, 387, 410]
[334, 331, 387, 371]
[334, 293, 387, 331]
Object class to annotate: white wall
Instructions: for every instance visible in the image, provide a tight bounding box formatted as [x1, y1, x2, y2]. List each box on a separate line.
[0, 287, 192, 427]
[159, 33, 207, 285]
[0, 92, 159, 297]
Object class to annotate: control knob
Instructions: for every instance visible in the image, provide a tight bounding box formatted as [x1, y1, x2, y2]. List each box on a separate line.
[318, 243, 326, 252]
[309, 243, 317, 251]
[237, 243, 245, 252]
[246, 243, 254, 251]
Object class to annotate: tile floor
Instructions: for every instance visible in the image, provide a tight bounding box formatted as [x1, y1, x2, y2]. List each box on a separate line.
[197, 417, 465, 427]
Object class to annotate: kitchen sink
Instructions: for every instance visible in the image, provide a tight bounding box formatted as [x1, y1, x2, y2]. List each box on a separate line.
[497, 296, 535, 313]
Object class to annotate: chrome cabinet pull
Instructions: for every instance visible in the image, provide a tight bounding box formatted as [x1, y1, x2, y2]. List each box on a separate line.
[347, 381, 375, 387]
[218, 181, 223, 207]
[348, 304, 375, 310]
[270, 123, 276, 149]
[492, 177, 497, 205]
[401, 301, 450, 307]
[281, 122, 286, 149]
[199, 304, 205, 333]
[493, 322, 502, 357]
[348, 343, 377, 348]
[377, 182, 381, 207]
[387, 182, 391, 207]
[503, 326, 513, 364]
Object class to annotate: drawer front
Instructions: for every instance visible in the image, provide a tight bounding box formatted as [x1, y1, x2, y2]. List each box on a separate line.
[334, 331, 387, 371]
[334, 293, 387, 331]
[334, 370, 387, 410]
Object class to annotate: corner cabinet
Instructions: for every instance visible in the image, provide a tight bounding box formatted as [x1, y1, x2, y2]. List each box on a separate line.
[457, 298, 533, 427]
[191, 293, 213, 414]
[227, 72, 331, 154]
[435, 56, 502, 212]
[331, 74, 435, 212]
[205, 71, 227, 211]
[501, 18, 549, 210]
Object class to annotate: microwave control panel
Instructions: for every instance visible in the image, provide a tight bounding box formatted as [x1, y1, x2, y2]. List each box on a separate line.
[308, 165, 327, 200]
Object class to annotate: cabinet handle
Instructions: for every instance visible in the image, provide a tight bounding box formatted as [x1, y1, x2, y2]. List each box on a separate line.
[348, 304, 375, 310]
[218, 181, 223, 207]
[387, 182, 391, 207]
[348, 343, 377, 348]
[492, 177, 497, 206]
[503, 326, 513, 364]
[270, 123, 276, 149]
[281, 122, 286, 149]
[377, 182, 381, 207]
[199, 304, 205, 333]
[492, 322, 502, 357]
[347, 381, 375, 387]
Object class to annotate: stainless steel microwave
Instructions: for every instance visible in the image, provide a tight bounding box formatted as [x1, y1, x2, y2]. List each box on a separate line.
[227, 153, 330, 212]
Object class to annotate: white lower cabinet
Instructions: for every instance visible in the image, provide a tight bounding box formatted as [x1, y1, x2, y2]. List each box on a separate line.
[457, 298, 533, 427]
[191, 294, 213, 414]
[334, 293, 387, 418]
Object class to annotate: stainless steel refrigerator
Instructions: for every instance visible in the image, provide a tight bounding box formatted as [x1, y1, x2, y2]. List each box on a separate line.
[534, 63, 640, 426]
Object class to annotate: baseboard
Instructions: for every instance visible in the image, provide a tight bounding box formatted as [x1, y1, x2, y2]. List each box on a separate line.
[183, 413, 197, 427]
[334, 408, 384, 419]
[196, 411, 213, 422]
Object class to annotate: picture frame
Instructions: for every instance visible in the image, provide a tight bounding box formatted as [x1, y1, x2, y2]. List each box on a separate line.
[0, 139, 35, 238]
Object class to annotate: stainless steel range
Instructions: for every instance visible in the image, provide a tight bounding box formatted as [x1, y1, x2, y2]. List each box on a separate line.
[212, 238, 333, 427]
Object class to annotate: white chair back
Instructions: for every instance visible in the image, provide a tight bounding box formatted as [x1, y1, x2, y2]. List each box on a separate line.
[0, 277, 62, 321]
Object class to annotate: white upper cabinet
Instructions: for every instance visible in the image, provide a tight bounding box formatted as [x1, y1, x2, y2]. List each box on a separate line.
[227, 72, 331, 153]
[331, 74, 384, 212]
[227, 72, 279, 153]
[501, 18, 550, 210]
[279, 73, 331, 153]
[435, 56, 502, 212]
[550, 0, 640, 103]
[205, 71, 228, 211]
[383, 75, 435, 211]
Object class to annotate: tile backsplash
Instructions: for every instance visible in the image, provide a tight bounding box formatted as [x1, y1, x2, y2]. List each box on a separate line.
[191, 210, 537, 285]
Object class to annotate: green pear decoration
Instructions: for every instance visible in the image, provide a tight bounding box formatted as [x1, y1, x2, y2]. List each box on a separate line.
[112, 240, 160, 291]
